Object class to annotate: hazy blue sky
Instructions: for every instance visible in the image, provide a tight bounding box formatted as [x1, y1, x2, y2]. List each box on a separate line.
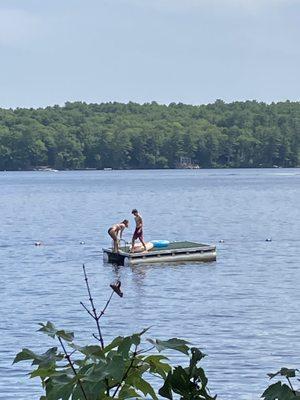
[1, 0, 300, 108]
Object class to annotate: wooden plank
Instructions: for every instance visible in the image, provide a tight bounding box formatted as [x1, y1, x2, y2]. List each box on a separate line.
[126, 251, 217, 265]
[118, 246, 215, 258]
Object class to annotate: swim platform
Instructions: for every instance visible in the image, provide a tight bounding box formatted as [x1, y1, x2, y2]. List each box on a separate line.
[103, 241, 216, 266]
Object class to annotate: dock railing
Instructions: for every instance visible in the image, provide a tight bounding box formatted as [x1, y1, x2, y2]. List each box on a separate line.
[118, 238, 130, 252]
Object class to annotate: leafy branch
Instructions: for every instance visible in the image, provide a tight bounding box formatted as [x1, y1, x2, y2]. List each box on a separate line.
[14, 264, 215, 399]
[262, 367, 300, 400]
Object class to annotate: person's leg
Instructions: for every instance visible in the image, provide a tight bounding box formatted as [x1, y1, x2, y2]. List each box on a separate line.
[130, 230, 137, 253]
[109, 230, 118, 253]
[114, 238, 119, 253]
[139, 237, 147, 251]
[138, 230, 146, 251]
[130, 238, 135, 252]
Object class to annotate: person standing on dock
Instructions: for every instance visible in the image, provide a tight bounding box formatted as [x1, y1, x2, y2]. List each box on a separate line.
[108, 220, 129, 253]
[131, 209, 146, 252]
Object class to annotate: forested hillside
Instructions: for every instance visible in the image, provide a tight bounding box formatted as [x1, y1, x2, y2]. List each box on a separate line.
[0, 100, 299, 170]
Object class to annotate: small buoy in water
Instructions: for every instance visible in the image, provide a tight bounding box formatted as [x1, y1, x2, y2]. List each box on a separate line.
[79, 241, 85, 245]
[219, 239, 225, 243]
[34, 241, 42, 246]
[265, 238, 272, 242]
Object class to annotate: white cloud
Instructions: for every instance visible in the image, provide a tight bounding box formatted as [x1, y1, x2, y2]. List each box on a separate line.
[0, 9, 42, 47]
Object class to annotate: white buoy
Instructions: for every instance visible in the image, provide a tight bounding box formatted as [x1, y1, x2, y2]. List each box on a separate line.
[79, 241, 85, 245]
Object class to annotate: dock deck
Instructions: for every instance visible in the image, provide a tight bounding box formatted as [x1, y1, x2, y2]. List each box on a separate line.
[103, 241, 216, 266]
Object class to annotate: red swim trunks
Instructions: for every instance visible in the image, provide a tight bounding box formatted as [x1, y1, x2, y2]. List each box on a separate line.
[133, 227, 143, 241]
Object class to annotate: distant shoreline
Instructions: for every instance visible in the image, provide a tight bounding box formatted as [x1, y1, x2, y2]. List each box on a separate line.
[1, 166, 299, 172]
[1, 102, 299, 171]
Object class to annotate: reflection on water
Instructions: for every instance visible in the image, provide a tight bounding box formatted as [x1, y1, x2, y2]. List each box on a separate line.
[0, 169, 300, 400]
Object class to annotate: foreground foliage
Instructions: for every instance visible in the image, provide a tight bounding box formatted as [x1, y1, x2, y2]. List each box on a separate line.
[262, 368, 300, 400]
[14, 322, 215, 400]
[14, 266, 215, 399]
[1, 100, 300, 170]
[14, 266, 299, 399]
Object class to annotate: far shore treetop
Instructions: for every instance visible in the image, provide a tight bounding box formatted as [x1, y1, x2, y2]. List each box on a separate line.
[0, 100, 299, 170]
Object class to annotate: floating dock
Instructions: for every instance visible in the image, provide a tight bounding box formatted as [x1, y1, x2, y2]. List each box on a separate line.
[103, 241, 216, 266]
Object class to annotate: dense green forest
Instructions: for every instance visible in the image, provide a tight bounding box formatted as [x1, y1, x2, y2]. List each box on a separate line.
[0, 100, 299, 170]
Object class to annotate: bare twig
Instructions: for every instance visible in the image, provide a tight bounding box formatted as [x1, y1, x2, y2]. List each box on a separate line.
[93, 333, 101, 342]
[286, 377, 295, 395]
[98, 291, 114, 319]
[58, 337, 88, 400]
[80, 301, 94, 318]
[82, 264, 117, 397]
[69, 349, 77, 357]
[82, 264, 105, 349]
[136, 345, 155, 355]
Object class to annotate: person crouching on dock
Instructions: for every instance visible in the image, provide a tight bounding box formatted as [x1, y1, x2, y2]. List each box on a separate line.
[131, 209, 146, 252]
[108, 220, 129, 253]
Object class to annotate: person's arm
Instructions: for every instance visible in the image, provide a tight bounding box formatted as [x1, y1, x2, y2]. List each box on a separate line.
[137, 216, 143, 230]
[120, 225, 125, 239]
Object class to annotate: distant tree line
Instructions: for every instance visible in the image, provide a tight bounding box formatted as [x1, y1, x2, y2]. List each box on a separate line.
[0, 100, 299, 170]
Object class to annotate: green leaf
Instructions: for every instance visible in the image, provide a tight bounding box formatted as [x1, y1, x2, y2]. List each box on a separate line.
[128, 375, 158, 400]
[158, 373, 173, 400]
[262, 380, 280, 397]
[159, 364, 216, 400]
[193, 366, 208, 387]
[57, 383, 74, 400]
[262, 381, 296, 400]
[38, 322, 57, 338]
[168, 366, 191, 396]
[70, 344, 105, 359]
[131, 333, 141, 346]
[138, 326, 152, 336]
[147, 338, 190, 355]
[159, 384, 172, 399]
[45, 375, 75, 400]
[106, 355, 126, 381]
[38, 322, 74, 342]
[14, 348, 40, 364]
[188, 347, 208, 387]
[30, 367, 58, 379]
[143, 355, 171, 378]
[84, 380, 107, 398]
[56, 330, 74, 342]
[82, 363, 108, 383]
[13, 347, 62, 367]
[71, 382, 87, 400]
[118, 385, 143, 399]
[117, 334, 141, 358]
[118, 337, 135, 358]
[104, 336, 124, 353]
[190, 347, 206, 365]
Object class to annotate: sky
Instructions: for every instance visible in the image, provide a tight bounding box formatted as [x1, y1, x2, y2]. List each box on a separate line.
[0, 0, 300, 108]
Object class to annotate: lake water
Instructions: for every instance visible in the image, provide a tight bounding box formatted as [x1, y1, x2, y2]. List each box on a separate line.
[0, 169, 299, 400]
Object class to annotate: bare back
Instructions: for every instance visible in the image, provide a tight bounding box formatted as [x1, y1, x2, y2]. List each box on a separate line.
[134, 214, 143, 229]
[110, 222, 125, 233]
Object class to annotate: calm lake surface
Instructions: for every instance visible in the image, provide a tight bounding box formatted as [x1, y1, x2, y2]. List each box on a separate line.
[0, 169, 299, 400]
